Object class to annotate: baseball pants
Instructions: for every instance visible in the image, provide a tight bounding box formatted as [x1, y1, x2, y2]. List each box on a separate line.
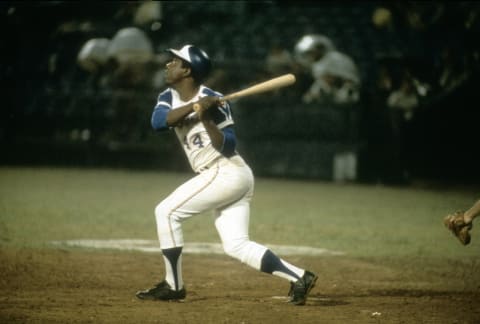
[155, 155, 268, 269]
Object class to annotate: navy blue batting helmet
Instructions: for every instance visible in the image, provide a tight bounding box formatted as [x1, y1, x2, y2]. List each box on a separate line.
[167, 45, 212, 83]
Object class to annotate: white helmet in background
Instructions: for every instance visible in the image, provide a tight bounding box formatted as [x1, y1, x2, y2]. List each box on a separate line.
[107, 27, 154, 65]
[294, 34, 335, 68]
[77, 38, 111, 73]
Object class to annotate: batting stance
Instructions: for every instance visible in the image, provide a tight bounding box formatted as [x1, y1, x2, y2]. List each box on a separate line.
[136, 45, 317, 305]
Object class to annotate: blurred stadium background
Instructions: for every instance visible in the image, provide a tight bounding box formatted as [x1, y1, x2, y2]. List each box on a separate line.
[2, 1, 479, 184]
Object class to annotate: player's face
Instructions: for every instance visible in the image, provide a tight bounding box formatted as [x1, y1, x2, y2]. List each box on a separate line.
[165, 57, 189, 85]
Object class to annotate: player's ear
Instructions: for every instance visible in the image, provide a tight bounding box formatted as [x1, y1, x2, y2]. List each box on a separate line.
[180, 61, 193, 79]
[184, 66, 193, 79]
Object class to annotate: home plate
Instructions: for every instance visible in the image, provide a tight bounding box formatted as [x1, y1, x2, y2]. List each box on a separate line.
[51, 239, 344, 256]
[271, 296, 327, 302]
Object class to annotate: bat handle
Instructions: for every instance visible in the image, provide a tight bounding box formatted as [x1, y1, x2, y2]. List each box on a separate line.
[193, 103, 201, 112]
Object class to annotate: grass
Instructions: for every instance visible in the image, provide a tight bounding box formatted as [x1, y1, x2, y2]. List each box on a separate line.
[0, 166, 479, 259]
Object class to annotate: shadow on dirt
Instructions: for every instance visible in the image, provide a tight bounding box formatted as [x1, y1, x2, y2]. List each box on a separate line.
[366, 289, 475, 298]
[307, 294, 350, 306]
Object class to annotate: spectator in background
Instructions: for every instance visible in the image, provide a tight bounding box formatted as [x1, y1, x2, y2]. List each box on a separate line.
[303, 50, 361, 105]
[372, 7, 394, 31]
[294, 34, 335, 70]
[364, 55, 417, 185]
[387, 69, 419, 122]
[79, 26, 159, 144]
[133, 0, 163, 31]
[385, 66, 419, 184]
[293, 34, 360, 106]
[293, 34, 335, 100]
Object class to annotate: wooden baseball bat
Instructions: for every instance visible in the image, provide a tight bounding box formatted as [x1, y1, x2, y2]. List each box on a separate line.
[193, 74, 296, 112]
[222, 73, 296, 101]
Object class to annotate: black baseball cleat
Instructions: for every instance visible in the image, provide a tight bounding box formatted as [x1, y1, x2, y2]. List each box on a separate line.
[288, 270, 318, 305]
[136, 280, 186, 301]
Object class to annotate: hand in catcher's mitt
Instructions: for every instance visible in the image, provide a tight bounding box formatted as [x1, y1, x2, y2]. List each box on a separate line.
[443, 211, 473, 245]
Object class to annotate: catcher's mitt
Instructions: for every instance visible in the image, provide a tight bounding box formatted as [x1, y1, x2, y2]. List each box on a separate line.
[443, 211, 473, 245]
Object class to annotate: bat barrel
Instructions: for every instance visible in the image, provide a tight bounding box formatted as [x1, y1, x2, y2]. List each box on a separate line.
[222, 74, 296, 101]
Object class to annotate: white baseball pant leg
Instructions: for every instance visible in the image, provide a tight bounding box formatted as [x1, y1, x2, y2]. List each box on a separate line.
[155, 156, 267, 269]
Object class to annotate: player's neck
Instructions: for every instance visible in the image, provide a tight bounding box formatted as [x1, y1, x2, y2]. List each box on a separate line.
[173, 78, 201, 102]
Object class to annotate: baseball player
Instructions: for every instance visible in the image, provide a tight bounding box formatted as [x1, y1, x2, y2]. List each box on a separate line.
[136, 45, 317, 305]
[444, 198, 479, 245]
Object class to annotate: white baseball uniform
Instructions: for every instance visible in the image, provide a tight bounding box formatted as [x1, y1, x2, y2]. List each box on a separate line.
[151, 85, 304, 290]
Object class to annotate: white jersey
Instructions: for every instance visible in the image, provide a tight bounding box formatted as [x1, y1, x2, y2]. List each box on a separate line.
[154, 85, 234, 173]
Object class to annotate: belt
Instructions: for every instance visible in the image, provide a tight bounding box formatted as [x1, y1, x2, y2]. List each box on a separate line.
[197, 156, 222, 173]
[197, 153, 239, 173]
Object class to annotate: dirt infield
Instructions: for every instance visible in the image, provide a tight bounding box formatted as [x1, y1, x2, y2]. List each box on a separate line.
[1, 247, 479, 324]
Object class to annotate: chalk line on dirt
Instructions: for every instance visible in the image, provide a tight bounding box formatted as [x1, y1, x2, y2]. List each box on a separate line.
[51, 239, 345, 256]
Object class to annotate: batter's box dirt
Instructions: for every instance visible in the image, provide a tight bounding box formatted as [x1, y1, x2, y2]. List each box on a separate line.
[272, 295, 350, 306]
[1, 247, 479, 323]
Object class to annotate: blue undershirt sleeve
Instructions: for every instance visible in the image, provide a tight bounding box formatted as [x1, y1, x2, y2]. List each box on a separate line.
[151, 105, 169, 131]
[221, 126, 237, 157]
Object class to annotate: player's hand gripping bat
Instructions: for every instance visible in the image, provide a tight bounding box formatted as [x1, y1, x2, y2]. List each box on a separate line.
[193, 73, 296, 112]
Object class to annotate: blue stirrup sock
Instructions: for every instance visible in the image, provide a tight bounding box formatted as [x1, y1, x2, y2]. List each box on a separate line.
[162, 247, 183, 290]
[260, 249, 305, 282]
